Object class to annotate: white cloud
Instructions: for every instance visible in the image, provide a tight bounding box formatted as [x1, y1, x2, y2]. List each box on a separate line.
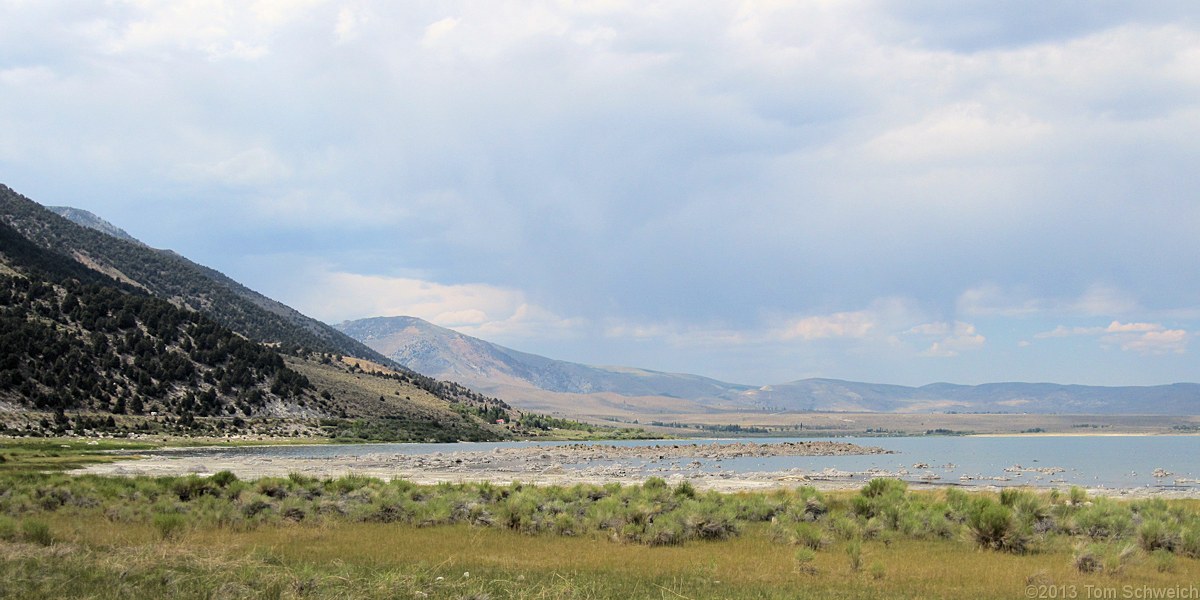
[603, 320, 750, 348]
[0, 66, 56, 87]
[3, 1, 1199, 386]
[299, 270, 585, 341]
[1034, 321, 1189, 355]
[1101, 322, 1189, 355]
[866, 103, 1050, 165]
[174, 147, 291, 186]
[1070, 285, 1139, 316]
[97, 0, 317, 60]
[780, 310, 876, 341]
[1111, 328, 1188, 355]
[907, 321, 986, 358]
[334, 7, 367, 43]
[958, 283, 1140, 318]
[957, 283, 1044, 317]
[420, 17, 460, 47]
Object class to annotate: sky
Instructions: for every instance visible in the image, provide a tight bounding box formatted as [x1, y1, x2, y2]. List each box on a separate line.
[2, 1, 1199, 387]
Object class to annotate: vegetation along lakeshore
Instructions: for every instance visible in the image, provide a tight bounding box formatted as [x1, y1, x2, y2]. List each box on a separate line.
[4, 2, 1200, 596]
[2, 179, 1199, 598]
[2, 458, 1199, 599]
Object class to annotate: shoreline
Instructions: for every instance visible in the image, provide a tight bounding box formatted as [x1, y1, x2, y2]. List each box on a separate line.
[74, 439, 1200, 500]
[968, 432, 1200, 438]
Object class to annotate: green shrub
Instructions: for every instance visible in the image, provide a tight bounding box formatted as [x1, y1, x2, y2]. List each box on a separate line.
[256, 477, 290, 499]
[899, 506, 955, 540]
[1104, 544, 1137, 575]
[171, 475, 216, 502]
[966, 499, 1027, 553]
[20, 519, 52, 546]
[673, 481, 696, 499]
[642, 477, 668, 492]
[794, 548, 818, 575]
[329, 473, 374, 494]
[1152, 548, 1176, 573]
[551, 513, 579, 536]
[792, 522, 825, 550]
[828, 515, 861, 541]
[679, 505, 739, 541]
[1069, 486, 1087, 506]
[1180, 525, 1200, 558]
[153, 512, 188, 540]
[845, 539, 863, 572]
[210, 470, 239, 487]
[869, 560, 886, 580]
[1137, 518, 1179, 553]
[1075, 543, 1136, 575]
[0, 515, 17, 541]
[1074, 500, 1133, 540]
[944, 488, 970, 515]
[1073, 544, 1102, 573]
[861, 478, 906, 498]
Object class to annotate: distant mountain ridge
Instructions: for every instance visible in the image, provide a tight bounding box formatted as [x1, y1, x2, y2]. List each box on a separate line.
[339, 315, 1200, 416]
[336, 316, 752, 401]
[741, 379, 1200, 415]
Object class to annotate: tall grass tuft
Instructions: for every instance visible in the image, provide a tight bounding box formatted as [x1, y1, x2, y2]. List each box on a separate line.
[794, 547, 818, 575]
[153, 512, 187, 540]
[845, 539, 863, 573]
[20, 518, 52, 546]
[0, 515, 16, 541]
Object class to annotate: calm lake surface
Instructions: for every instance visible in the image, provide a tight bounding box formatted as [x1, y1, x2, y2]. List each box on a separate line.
[166, 435, 1200, 490]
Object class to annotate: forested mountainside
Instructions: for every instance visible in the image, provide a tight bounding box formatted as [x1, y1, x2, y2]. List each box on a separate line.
[0, 184, 385, 363]
[0, 193, 511, 442]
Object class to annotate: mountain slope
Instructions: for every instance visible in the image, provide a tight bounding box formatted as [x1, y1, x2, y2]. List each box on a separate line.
[47, 206, 145, 246]
[340, 315, 1200, 416]
[0, 218, 508, 441]
[337, 316, 753, 403]
[741, 379, 1200, 415]
[1, 185, 385, 362]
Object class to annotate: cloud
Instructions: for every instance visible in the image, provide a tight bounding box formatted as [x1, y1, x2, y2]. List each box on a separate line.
[1034, 321, 1189, 355]
[3, 1, 1199, 386]
[335, 7, 368, 43]
[1070, 285, 1140, 317]
[173, 147, 291, 186]
[866, 103, 1050, 165]
[958, 283, 1140, 318]
[906, 321, 986, 358]
[294, 270, 586, 341]
[780, 311, 876, 341]
[421, 17, 460, 47]
[603, 321, 750, 348]
[1110, 328, 1188, 355]
[1100, 322, 1189, 355]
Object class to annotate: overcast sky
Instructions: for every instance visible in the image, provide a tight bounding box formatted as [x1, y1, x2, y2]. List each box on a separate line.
[3, 1, 1198, 387]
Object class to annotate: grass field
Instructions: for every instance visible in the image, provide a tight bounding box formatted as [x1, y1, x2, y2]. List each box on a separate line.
[1, 469, 1197, 599]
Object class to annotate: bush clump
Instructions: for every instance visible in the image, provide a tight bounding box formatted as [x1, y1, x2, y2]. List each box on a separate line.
[966, 499, 1028, 553]
[20, 519, 52, 546]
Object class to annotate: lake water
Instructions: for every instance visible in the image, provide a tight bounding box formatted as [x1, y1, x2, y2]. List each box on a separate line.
[165, 435, 1200, 490]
